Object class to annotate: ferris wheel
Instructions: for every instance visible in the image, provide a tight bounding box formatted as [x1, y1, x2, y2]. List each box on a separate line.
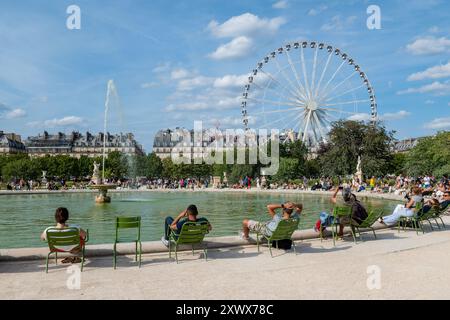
[241, 41, 378, 147]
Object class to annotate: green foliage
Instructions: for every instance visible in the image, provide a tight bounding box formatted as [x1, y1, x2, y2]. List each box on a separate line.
[271, 158, 300, 183]
[403, 131, 450, 177]
[317, 120, 394, 177]
[388, 153, 407, 175]
[146, 153, 163, 178]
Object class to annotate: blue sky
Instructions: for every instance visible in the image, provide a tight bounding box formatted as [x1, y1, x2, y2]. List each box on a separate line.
[0, 0, 449, 152]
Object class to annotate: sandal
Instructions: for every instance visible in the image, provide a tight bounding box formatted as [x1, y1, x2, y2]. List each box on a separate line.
[71, 257, 82, 263]
[61, 257, 74, 264]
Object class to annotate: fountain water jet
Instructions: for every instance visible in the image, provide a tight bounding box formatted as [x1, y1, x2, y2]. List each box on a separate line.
[90, 80, 120, 203]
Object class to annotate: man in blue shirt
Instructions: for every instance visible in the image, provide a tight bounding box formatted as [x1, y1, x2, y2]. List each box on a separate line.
[161, 204, 211, 247]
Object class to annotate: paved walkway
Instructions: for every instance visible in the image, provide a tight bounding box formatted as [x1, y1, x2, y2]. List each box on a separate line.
[1, 217, 449, 299]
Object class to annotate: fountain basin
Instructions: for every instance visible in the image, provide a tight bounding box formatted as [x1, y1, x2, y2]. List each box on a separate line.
[89, 184, 117, 203]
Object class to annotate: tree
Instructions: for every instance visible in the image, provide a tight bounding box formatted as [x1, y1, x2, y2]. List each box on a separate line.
[317, 120, 394, 177]
[271, 158, 300, 183]
[404, 131, 450, 177]
[105, 151, 129, 179]
[146, 153, 163, 178]
[388, 152, 407, 175]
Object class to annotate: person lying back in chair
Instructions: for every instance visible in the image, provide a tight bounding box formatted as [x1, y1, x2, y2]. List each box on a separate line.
[161, 204, 211, 247]
[240, 202, 302, 240]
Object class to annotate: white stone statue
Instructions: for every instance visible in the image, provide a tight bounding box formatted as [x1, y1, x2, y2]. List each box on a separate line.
[355, 156, 363, 183]
[92, 161, 101, 184]
[42, 171, 47, 183]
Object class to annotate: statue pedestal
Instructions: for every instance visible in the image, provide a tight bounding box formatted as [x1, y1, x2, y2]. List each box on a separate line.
[90, 184, 116, 203]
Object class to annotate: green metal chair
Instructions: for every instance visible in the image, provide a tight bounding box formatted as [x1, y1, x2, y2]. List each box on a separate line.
[113, 216, 142, 269]
[397, 202, 424, 234]
[330, 206, 357, 246]
[255, 218, 299, 257]
[45, 227, 89, 273]
[431, 203, 449, 229]
[406, 204, 447, 234]
[352, 209, 383, 241]
[168, 221, 209, 264]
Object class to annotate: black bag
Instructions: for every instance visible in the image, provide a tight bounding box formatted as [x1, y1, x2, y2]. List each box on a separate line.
[271, 239, 292, 250]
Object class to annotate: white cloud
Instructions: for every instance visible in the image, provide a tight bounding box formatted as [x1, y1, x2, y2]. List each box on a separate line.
[406, 36, 450, 55]
[397, 81, 450, 96]
[166, 102, 209, 112]
[152, 62, 171, 73]
[425, 100, 435, 104]
[207, 13, 286, 38]
[308, 5, 328, 16]
[46, 116, 83, 127]
[273, 0, 288, 9]
[348, 110, 411, 121]
[140, 82, 159, 89]
[407, 61, 450, 81]
[381, 110, 411, 120]
[0, 103, 26, 119]
[5, 108, 26, 119]
[321, 15, 357, 31]
[424, 117, 450, 130]
[207, 116, 255, 127]
[348, 113, 371, 121]
[209, 36, 253, 60]
[213, 74, 249, 89]
[177, 76, 214, 91]
[171, 68, 191, 80]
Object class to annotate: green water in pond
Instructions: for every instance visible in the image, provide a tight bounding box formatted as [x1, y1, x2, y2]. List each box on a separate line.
[0, 191, 400, 249]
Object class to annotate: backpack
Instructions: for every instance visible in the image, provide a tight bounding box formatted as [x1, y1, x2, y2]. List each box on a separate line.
[271, 239, 292, 250]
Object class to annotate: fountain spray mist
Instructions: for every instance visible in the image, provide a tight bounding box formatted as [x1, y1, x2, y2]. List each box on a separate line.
[102, 80, 115, 182]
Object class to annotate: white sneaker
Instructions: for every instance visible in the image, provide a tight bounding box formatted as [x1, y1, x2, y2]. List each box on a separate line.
[161, 236, 169, 247]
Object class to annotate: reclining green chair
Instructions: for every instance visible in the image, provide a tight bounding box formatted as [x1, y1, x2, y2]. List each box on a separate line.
[168, 221, 209, 264]
[45, 227, 89, 273]
[397, 202, 425, 234]
[113, 216, 142, 269]
[431, 203, 449, 229]
[352, 209, 383, 241]
[330, 206, 357, 246]
[255, 218, 299, 257]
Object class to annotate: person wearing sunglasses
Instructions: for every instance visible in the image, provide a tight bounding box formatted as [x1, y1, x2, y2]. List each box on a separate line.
[240, 202, 302, 240]
[440, 191, 450, 210]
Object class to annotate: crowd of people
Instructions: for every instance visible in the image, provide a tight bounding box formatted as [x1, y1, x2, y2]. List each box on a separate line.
[4, 174, 450, 200]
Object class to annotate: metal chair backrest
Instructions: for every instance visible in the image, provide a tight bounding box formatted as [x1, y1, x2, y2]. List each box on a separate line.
[176, 222, 209, 245]
[115, 216, 141, 242]
[46, 227, 80, 252]
[268, 218, 299, 241]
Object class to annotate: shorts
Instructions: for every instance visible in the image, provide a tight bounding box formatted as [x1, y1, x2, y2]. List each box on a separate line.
[247, 220, 270, 237]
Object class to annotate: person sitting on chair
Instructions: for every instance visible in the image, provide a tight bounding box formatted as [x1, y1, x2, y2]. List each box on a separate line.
[240, 202, 302, 240]
[161, 204, 211, 247]
[379, 187, 423, 226]
[40, 207, 87, 263]
[331, 186, 368, 237]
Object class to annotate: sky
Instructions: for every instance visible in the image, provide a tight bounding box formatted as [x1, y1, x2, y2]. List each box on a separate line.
[0, 0, 449, 152]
